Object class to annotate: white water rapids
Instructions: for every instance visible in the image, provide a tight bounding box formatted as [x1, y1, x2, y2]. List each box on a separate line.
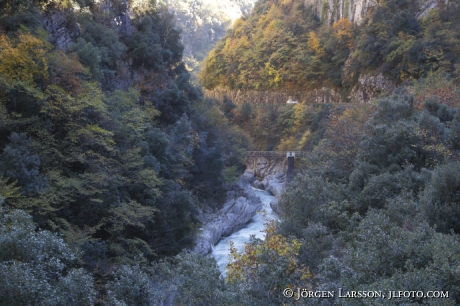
[211, 187, 278, 275]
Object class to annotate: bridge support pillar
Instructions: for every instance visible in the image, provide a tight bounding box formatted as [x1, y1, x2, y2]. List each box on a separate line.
[286, 152, 295, 182]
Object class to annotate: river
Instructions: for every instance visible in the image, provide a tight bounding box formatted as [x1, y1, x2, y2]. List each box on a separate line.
[211, 187, 278, 275]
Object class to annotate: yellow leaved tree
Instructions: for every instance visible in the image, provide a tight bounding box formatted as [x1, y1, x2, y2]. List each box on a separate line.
[307, 31, 325, 57]
[0, 33, 50, 85]
[263, 62, 283, 89]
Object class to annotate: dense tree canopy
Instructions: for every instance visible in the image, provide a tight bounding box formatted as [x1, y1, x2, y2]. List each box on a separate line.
[200, 0, 460, 95]
[0, 0, 248, 303]
[2, 0, 460, 304]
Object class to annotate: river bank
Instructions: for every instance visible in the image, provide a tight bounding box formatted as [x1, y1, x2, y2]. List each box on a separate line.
[192, 178, 263, 256]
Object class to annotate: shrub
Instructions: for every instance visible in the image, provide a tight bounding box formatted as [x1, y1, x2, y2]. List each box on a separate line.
[0, 208, 95, 306]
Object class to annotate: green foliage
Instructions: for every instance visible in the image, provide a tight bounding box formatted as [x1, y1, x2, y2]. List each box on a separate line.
[69, 38, 103, 80]
[279, 172, 349, 236]
[227, 99, 331, 151]
[0, 177, 20, 207]
[0, 3, 250, 303]
[348, 0, 460, 82]
[102, 252, 244, 305]
[106, 265, 160, 306]
[0, 0, 42, 32]
[8, 0, 460, 304]
[69, 18, 128, 86]
[171, 253, 238, 305]
[0, 132, 48, 195]
[0, 208, 96, 306]
[201, 0, 460, 93]
[127, 11, 183, 70]
[80, 20, 126, 65]
[421, 162, 460, 234]
[272, 89, 460, 305]
[127, 17, 163, 69]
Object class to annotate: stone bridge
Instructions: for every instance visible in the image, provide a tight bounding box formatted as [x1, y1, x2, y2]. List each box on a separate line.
[244, 151, 306, 181]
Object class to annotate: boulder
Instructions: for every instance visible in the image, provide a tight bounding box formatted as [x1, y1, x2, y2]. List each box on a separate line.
[261, 177, 270, 189]
[270, 198, 279, 214]
[242, 170, 256, 184]
[266, 178, 284, 196]
[253, 179, 264, 190]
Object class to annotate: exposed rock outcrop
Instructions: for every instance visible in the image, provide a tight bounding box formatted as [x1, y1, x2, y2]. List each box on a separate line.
[349, 73, 395, 104]
[193, 179, 262, 255]
[304, 0, 378, 26]
[304, 0, 443, 26]
[43, 9, 81, 50]
[244, 156, 287, 213]
[43, 0, 136, 51]
[247, 156, 285, 178]
[270, 197, 280, 214]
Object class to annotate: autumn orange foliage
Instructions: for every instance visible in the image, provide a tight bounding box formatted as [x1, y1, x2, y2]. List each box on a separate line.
[332, 18, 354, 49]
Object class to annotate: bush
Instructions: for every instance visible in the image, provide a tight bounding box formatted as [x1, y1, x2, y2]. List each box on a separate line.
[421, 161, 460, 233]
[279, 171, 348, 236]
[69, 38, 102, 80]
[0, 208, 95, 306]
[106, 265, 160, 306]
[0, 132, 47, 195]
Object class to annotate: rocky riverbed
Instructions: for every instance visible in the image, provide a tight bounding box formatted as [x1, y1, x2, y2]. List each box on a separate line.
[212, 187, 277, 274]
[193, 178, 263, 255]
[193, 157, 287, 255]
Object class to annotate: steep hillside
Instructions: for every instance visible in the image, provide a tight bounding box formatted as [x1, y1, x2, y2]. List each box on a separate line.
[0, 0, 248, 303]
[194, 1, 460, 304]
[200, 0, 460, 103]
[3, 0, 460, 305]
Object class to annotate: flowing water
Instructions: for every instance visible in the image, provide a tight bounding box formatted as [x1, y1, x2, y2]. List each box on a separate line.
[211, 187, 278, 275]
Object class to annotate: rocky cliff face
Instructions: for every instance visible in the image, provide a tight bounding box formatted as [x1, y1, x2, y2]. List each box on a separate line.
[304, 0, 378, 26]
[205, 73, 395, 105]
[43, 8, 81, 49]
[43, 0, 134, 50]
[303, 0, 441, 26]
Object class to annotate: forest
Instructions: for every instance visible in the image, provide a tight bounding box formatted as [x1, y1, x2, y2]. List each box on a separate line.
[202, 0, 460, 305]
[0, 0, 248, 304]
[200, 0, 460, 96]
[1, 0, 460, 305]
